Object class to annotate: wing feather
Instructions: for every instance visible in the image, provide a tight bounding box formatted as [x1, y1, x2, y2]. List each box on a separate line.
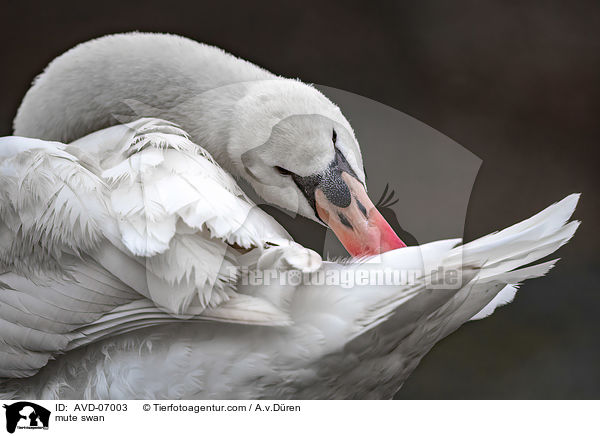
[0, 119, 297, 379]
[84, 119, 288, 315]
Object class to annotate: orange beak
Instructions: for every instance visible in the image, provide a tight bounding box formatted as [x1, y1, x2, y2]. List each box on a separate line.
[315, 172, 406, 257]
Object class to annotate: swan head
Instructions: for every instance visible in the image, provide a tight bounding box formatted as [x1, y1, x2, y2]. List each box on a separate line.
[229, 79, 406, 256]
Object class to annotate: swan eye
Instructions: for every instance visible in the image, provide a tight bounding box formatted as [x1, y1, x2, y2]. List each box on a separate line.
[275, 166, 293, 176]
[332, 129, 337, 144]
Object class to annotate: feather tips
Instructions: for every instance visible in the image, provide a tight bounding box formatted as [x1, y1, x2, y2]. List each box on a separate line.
[94, 119, 289, 314]
[0, 139, 107, 277]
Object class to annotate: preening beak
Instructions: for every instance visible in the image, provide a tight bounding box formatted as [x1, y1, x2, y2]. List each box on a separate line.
[315, 173, 406, 256]
[293, 149, 406, 257]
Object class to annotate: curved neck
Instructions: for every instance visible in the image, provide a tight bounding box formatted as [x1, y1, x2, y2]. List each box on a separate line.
[14, 33, 278, 176]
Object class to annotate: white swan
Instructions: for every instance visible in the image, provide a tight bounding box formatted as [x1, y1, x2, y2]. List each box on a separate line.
[0, 33, 579, 399]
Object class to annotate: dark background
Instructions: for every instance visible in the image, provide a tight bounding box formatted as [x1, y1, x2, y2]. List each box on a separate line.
[1, 0, 598, 398]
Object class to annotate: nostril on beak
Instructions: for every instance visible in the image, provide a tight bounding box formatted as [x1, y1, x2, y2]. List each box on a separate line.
[337, 212, 353, 230]
[356, 198, 368, 218]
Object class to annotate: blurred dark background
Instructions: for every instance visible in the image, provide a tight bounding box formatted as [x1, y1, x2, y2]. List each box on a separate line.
[1, 0, 598, 398]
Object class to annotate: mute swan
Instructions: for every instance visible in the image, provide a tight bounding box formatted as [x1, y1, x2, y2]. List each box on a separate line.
[0, 33, 580, 399]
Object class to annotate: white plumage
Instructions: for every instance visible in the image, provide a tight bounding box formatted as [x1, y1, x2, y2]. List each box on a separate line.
[0, 33, 580, 399]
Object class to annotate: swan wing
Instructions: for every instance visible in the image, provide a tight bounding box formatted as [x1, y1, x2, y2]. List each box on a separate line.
[305, 194, 579, 397]
[66, 118, 292, 316]
[0, 120, 296, 378]
[0, 137, 118, 377]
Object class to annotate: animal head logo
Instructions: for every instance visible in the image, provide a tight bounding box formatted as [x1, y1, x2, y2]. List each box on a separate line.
[375, 184, 418, 247]
[2, 402, 50, 433]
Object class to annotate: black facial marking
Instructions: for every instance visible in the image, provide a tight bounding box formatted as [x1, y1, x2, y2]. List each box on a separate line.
[291, 147, 359, 221]
[319, 165, 352, 208]
[291, 172, 322, 215]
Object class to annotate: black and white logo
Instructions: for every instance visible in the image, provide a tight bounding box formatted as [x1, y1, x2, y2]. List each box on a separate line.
[3, 402, 50, 433]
